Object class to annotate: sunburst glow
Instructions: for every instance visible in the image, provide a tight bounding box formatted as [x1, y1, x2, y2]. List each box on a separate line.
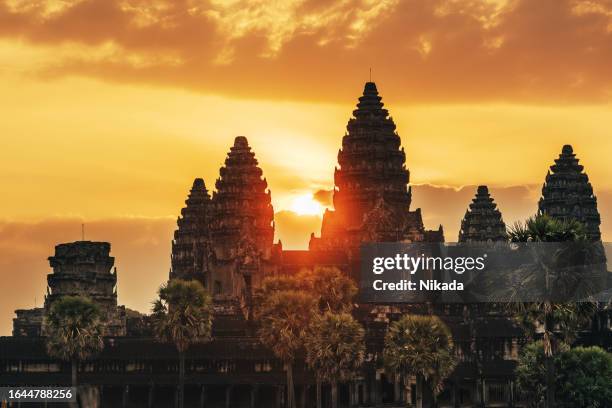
[290, 194, 324, 216]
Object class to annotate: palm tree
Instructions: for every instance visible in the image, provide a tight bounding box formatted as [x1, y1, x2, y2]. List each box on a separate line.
[298, 267, 357, 313]
[253, 275, 304, 313]
[152, 279, 213, 408]
[257, 290, 316, 408]
[45, 296, 104, 408]
[383, 315, 457, 408]
[507, 214, 599, 408]
[305, 311, 365, 408]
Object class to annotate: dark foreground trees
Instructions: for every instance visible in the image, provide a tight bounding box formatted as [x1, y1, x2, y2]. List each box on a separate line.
[384, 315, 457, 408]
[257, 289, 316, 408]
[508, 214, 600, 408]
[45, 296, 104, 408]
[152, 279, 213, 408]
[305, 312, 365, 408]
[517, 342, 612, 408]
[256, 267, 361, 408]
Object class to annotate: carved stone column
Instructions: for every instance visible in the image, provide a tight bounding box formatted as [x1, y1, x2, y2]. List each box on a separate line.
[225, 385, 232, 408]
[300, 385, 307, 408]
[250, 385, 258, 408]
[148, 384, 154, 408]
[122, 385, 129, 408]
[275, 385, 282, 408]
[394, 376, 402, 403]
[375, 370, 383, 407]
[199, 385, 206, 408]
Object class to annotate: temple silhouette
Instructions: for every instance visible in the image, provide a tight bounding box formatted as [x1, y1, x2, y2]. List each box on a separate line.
[3, 82, 611, 407]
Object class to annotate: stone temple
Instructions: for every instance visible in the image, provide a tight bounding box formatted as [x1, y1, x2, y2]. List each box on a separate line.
[310, 82, 443, 254]
[170, 136, 278, 325]
[458, 185, 507, 243]
[4, 82, 611, 408]
[539, 144, 602, 241]
[13, 241, 127, 337]
[170, 178, 212, 287]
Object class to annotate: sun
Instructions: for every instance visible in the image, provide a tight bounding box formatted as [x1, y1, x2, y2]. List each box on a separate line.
[290, 194, 324, 216]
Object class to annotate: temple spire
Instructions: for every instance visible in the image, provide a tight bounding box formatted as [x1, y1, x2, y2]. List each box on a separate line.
[353, 81, 387, 118]
[335, 82, 410, 227]
[539, 144, 601, 240]
[170, 177, 212, 286]
[459, 185, 506, 242]
[210, 136, 274, 297]
[311, 81, 440, 251]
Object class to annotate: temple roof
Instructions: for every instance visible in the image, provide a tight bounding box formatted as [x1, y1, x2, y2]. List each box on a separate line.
[192, 177, 206, 190]
[173, 177, 211, 241]
[313, 82, 435, 249]
[539, 144, 601, 240]
[353, 81, 388, 118]
[170, 177, 211, 282]
[211, 136, 274, 252]
[459, 185, 506, 242]
[180, 178, 211, 217]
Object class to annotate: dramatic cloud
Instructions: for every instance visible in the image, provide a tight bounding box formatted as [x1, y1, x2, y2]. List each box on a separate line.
[0, 0, 611, 103]
[313, 189, 333, 206]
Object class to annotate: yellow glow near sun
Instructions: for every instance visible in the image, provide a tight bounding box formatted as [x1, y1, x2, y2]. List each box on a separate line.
[290, 194, 324, 216]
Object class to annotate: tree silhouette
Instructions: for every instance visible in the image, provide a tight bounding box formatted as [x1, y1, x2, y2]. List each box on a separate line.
[45, 296, 104, 408]
[152, 279, 212, 408]
[384, 315, 457, 408]
[508, 214, 599, 408]
[298, 267, 357, 313]
[257, 289, 316, 408]
[305, 311, 365, 408]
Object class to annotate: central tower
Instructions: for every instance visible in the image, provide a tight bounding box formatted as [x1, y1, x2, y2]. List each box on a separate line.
[335, 82, 412, 225]
[310, 82, 442, 252]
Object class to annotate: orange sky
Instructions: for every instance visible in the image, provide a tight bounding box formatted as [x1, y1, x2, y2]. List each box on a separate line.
[1, 0, 612, 334]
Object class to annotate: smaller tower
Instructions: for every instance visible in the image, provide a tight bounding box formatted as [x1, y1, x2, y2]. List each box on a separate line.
[459, 186, 507, 242]
[170, 178, 212, 287]
[539, 145, 601, 241]
[210, 136, 274, 304]
[45, 241, 126, 336]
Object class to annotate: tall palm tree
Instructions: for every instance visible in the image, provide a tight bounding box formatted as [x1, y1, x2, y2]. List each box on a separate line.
[507, 214, 598, 408]
[45, 296, 104, 408]
[383, 315, 457, 408]
[257, 290, 316, 408]
[253, 275, 304, 314]
[298, 267, 358, 313]
[152, 279, 213, 408]
[305, 311, 365, 408]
